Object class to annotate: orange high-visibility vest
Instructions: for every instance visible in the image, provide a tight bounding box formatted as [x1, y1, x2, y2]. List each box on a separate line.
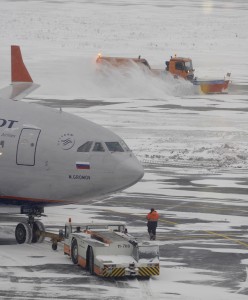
[146, 211, 159, 221]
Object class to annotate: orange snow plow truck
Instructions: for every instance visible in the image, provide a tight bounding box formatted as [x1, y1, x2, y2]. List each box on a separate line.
[96, 53, 230, 94]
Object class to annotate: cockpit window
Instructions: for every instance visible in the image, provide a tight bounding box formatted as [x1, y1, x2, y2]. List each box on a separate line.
[77, 141, 130, 153]
[120, 140, 130, 152]
[77, 141, 93, 152]
[92, 142, 105, 152]
[105, 142, 124, 152]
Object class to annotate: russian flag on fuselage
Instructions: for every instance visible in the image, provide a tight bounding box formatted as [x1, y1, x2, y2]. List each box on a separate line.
[76, 162, 90, 170]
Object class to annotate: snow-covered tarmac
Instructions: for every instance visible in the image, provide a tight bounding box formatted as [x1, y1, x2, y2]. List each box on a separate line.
[1, 0, 248, 299]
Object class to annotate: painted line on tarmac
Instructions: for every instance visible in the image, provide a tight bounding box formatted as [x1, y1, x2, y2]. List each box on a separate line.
[204, 230, 248, 248]
[92, 207, 248, 249]
[159, 219, 178, 226]
[159, 217, 248, 248]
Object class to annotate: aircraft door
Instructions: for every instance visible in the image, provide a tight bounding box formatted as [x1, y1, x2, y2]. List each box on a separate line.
[16, 128, 41, 166]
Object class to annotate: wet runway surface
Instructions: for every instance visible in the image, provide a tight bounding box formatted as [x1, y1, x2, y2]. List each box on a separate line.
[98, 167, 248, 294]
[1, 165, 248, 299]
[2, 89, 248, 298]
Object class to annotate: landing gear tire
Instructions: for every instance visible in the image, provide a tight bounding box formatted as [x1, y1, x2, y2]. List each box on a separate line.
[71, 239, 78, 265]
[88, 246, 94, 275]
[15, 222, 32, 244]
[32, 220, 45, 243]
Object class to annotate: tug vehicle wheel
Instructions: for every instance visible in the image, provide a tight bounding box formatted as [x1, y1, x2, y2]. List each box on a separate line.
[71, 239, 78, 264]
[52, 242, 58, 251]
[88, 246, 94, 275]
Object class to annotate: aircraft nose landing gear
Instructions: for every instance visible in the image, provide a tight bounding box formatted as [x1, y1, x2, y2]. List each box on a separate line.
[15, 222, 32, 244]
[15, 206, 45, 244]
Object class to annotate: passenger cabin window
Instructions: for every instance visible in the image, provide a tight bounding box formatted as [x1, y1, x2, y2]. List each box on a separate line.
[105, 142, 124, 152]
[77, 141, 93, 152]
[92, 142, 105, 152]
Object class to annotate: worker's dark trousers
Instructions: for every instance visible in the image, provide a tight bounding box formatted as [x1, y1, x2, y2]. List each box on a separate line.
[147, 221, 157, 240]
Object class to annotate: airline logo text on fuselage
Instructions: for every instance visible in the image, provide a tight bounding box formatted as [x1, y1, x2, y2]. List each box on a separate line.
[0, 119, 18, 128]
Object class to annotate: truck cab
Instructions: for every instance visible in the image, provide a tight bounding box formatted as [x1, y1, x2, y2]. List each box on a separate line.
[166, 56, 194, 80]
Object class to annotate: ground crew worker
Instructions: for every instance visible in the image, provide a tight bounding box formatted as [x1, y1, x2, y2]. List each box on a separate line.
[146, 208, 159, 240]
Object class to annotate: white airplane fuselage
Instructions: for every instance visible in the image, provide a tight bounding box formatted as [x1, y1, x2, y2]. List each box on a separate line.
[0, 98, 143, 208]
[0, 45, 144, 245]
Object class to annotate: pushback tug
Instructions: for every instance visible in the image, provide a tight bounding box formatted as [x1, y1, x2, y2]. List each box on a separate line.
[60, 220, 160, 278]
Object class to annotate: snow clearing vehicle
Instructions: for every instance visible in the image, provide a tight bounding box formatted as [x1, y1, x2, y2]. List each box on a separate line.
[165, 55, 230, 93]
[63, 220, 160, 278]
[96, 53, 230, 94]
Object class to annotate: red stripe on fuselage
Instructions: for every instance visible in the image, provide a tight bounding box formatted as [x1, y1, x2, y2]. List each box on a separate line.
[0, 195, 68, 206]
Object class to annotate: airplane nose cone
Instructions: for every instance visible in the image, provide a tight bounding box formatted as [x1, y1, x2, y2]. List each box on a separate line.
[114, 156, 144, 190]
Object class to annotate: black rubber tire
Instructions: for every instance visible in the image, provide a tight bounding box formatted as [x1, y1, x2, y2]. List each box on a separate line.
[52, 243, 58, 251]
[88, 246, 94, 275]
[15, 222, 32, 244]
[32, 220, 45, 243]
[71, 239, 78, 265]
